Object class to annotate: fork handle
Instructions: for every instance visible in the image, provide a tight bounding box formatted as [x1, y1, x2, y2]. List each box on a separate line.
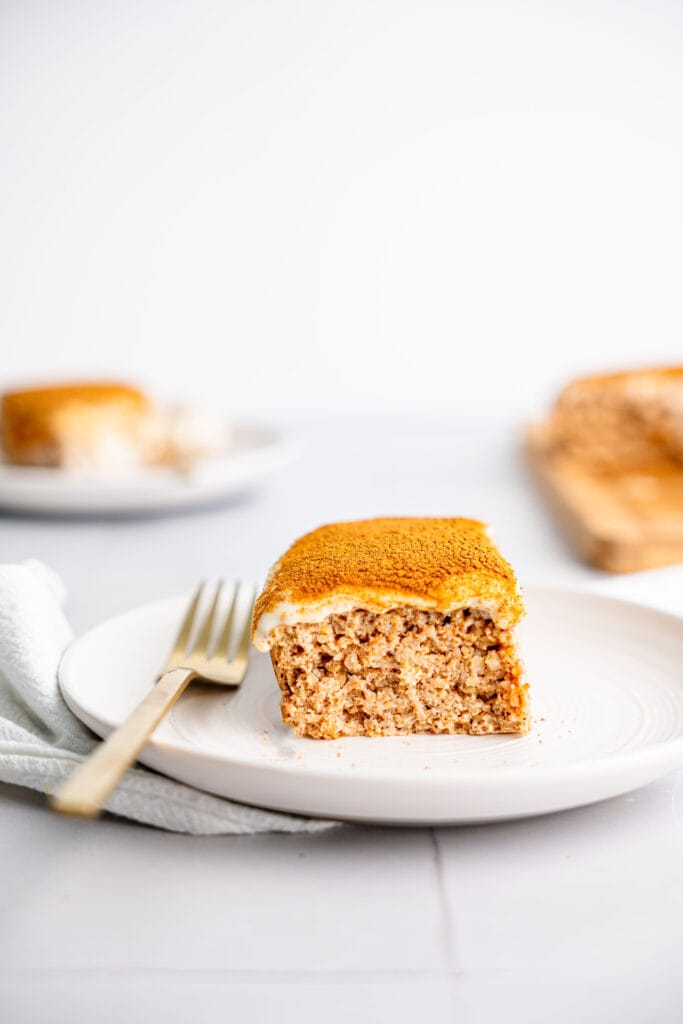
[51, 667, 195, 819]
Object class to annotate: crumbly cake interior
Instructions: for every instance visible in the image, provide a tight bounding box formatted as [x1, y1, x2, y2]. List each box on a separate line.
[269, 605, 528, 739]
[544, 369, 683, 473]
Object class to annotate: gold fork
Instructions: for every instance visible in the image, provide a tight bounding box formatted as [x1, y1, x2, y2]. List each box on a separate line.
[51, 581, 255, 819]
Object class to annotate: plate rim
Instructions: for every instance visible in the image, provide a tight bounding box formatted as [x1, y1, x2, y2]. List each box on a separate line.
[58, 583, 683, 793]
[0, 421, 296, 513]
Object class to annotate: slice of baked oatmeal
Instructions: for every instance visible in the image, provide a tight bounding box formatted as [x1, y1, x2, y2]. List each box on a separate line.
[541, 366, 683, 473]
[0, 382, 167, 470]
[252, 518, 530, 739]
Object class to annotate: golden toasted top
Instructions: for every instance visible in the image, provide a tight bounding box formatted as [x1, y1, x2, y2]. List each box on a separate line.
[557, 365, 683, 397]
[253, 518, 524, 649]
[2, 382, 151, 417]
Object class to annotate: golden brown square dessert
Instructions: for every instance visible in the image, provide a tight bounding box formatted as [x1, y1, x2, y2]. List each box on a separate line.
[541, 366, 683, 473]
[0, 382, 167, 470]
[252, 518, 530, 739]
[528, 366, 683, 573]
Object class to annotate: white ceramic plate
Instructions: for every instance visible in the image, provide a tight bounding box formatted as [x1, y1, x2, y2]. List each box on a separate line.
[0, 423, 293, 515]
[59, 586, 683, 825]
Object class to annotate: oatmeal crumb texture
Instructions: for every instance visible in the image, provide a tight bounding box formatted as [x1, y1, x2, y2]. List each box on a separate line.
[253, 518, 530, 740]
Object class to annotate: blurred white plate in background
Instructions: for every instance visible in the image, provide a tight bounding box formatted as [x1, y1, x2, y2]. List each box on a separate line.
[0, 423, 293, 515]
[59, 586, 683, 825]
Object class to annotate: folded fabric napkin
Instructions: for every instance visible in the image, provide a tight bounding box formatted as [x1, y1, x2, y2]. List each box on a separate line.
[0, 562, 334, 834]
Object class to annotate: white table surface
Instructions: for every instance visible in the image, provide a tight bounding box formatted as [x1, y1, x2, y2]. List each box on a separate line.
[1, 416, 682, 1024]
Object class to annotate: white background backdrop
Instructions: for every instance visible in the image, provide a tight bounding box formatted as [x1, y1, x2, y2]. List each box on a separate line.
[2, 0, 682, 416]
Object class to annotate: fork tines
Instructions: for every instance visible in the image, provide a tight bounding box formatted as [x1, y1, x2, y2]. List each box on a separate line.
[166, 581, 255, 682]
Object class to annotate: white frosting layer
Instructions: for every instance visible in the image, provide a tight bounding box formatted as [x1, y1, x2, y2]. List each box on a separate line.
[252, 592, 513, 651]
